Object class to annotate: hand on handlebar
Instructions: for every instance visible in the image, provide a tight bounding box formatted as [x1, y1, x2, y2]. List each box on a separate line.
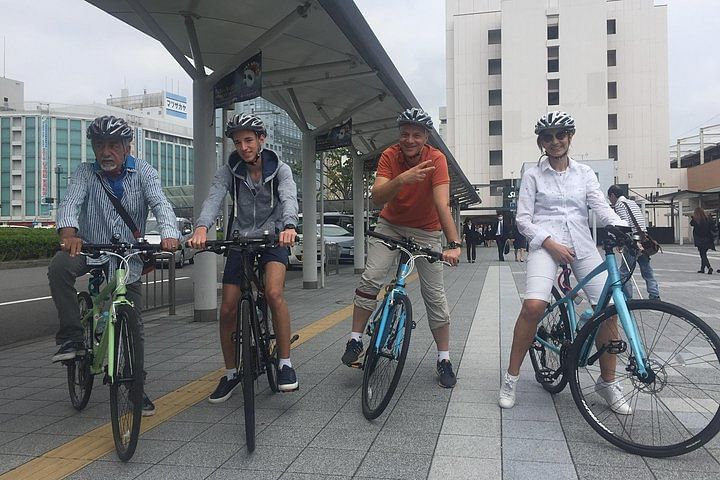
[59, 236, 83, 257]
[442, 247, 460, 266]
[161, 238, 179, 252]
[278, 228, 296, 247]
[187, 226, 208, 249]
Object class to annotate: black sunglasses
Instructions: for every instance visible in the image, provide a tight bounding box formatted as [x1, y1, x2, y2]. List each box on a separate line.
[539, 130, 572, 143]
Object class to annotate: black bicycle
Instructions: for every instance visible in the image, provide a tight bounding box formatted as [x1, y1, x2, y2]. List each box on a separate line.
[199, 232, 298, 452]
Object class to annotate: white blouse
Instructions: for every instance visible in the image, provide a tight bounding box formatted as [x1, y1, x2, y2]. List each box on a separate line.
[516, 158, 624, 259]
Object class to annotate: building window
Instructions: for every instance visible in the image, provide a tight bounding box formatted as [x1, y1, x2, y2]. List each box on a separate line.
[607, 19, 616, 35]
[488, 58, 502, 75]
[488, 29, 501, 45]
[489, 150, 503, 166]
[489, 120, 502, 136]
[607, 49, 616, 67]
[548, 79, 560, 106]
[490, 180, 504, 196]
[489, 89, 502, 106]
[608, 81, 617, 99]
[548, 46, 559, 73]
[547, 24, 558, 40]
[609, 145, 618, 161]
[608, 114, 618, 130]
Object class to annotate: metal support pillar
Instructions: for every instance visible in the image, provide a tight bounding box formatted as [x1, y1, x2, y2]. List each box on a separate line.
[678, 201, 684, 246]
[351, 150, 365, 274]
[192, 79, 218, 321]
[302, 133, 318, 289]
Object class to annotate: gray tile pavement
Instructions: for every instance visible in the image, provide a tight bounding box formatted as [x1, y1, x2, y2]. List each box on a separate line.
[0, 245, 719, 478]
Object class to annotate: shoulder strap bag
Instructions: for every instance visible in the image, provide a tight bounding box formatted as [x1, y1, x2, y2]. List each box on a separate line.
[622, 202, 661, 256]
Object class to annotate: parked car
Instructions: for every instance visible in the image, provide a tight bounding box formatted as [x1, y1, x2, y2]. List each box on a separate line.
[144, 217, 195, 268]
[288, 223, 354, 268]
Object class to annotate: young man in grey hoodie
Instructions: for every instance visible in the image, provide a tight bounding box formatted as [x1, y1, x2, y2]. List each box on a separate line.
[188, 113, 299, 402]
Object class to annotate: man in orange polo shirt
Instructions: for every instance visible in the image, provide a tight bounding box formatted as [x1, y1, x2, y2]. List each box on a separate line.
[341, 107, 462, 388]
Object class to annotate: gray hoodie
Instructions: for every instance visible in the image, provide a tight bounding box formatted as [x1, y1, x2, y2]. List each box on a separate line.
[196, 148, 298, 236]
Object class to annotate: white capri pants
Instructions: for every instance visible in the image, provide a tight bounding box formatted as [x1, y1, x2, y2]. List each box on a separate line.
[524, 247, 608, 304]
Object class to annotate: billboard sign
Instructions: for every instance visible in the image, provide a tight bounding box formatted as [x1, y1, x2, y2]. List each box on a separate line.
[213, 52, 262, 109]
[40, 116, 49, 204]
[165, 92, 188, 119]
[315, 118, 352, 152]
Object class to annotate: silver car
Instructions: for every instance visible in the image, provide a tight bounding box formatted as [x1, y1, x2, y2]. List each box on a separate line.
[144, 217, 195, 268]
[288, 223, 354, 267]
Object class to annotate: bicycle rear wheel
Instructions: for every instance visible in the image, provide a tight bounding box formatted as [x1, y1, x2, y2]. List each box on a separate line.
[362, 294, 413, 420]
[67, 292, 94, 410]
[240, 298, 256, 452]
[568, 299, 720, 457]
[109, 305, 144, 461]
[529, 287, 571, 393]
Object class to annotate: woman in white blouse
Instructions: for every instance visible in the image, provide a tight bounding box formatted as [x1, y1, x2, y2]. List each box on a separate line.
[498, 111, 630, 414]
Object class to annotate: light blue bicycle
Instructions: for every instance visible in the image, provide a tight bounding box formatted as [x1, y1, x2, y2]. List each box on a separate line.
[529, 225, 720, 457]
[360, 230, 445, 420]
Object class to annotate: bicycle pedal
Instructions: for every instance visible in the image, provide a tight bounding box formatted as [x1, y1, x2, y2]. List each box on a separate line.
[411, 321, 417, 329]
[606, 340, 627, 354]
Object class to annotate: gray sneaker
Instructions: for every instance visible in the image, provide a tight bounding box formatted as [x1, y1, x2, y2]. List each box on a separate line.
[52, 341, 86, 363]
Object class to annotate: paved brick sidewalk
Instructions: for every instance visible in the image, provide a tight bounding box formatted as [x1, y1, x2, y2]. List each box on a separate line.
[0, 244, 718, 479]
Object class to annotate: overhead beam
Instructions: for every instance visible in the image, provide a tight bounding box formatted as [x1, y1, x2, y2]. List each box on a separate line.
[264, 70, 377, 93]
[125, 0, 200, 80]
[264, 59, 358, 81]
[182, 12, 206, 75]
[287, 88, 310, 132]
[206, 1, 312, 85]
[312, 92, 386, 138]
[267, 91, 310, 133]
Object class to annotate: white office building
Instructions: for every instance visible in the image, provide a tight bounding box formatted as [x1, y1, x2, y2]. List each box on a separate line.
[446, 0, 680, 220]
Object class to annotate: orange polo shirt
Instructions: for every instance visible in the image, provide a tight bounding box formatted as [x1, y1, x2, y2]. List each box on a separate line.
[376, 144, 450, 231]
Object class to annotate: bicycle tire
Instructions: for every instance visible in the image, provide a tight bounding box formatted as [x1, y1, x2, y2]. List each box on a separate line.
[67, 292, 95, 411]
[568, 299, 720, 457]
[529, 286, 571, 394]
[240, 298, 256, 452]
[362, 294, 413, 420]
[109, 304, 144, 461]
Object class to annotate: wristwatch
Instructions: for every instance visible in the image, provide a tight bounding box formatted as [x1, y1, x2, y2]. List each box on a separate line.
[446, 241, 461, 250]
[283, 224, 296, 230]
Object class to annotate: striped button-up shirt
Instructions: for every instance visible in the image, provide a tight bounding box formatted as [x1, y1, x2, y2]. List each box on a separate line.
[612, 196, 646, 233]
[56, 156, 178, 283]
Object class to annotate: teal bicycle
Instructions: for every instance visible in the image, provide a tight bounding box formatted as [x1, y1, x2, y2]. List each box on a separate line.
[64, 238, 160, 461]
[360, 230, 445, 419]
[529, 225, 720, 457]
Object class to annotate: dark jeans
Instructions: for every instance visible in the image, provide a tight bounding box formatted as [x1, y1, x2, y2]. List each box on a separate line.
[466, 242, 477, 262]
[48, 251, 143, 345]
[698, 247, 713, 271]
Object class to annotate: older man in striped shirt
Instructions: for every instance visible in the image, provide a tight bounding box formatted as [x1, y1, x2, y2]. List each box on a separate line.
[608, 185, 660, 300]
[48, 116, 179, 416]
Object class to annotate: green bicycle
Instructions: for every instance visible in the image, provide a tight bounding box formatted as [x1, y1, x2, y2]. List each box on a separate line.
[63, 238, 160, 461]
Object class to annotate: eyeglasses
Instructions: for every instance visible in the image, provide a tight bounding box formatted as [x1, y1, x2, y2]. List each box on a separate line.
[539, 130, 571, 143]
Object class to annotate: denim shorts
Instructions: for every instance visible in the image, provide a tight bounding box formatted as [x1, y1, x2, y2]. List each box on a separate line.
[222, 245, 289, 285]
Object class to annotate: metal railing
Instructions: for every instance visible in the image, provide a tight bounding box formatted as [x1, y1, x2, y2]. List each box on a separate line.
[141, 253, 176, 314]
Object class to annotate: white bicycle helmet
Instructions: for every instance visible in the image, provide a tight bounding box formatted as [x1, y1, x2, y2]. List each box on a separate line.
[397, 107, 434, 131]
[225, 113, 267, 138]
[534, 111, 576, 135]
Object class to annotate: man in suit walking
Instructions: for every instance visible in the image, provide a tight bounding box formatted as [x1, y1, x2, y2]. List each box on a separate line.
[495, 212, 507, 261]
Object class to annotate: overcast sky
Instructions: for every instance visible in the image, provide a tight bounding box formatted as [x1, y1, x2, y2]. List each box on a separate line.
[0, 0, 716, 141]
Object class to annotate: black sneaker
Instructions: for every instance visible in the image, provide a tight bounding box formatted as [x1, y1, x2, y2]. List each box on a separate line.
[208, 375, 241, 404]
[142, 394, 156, 417]
[52, 341, 86, 363]
[341, 339, 363, 366]
[277, 365, 299, 392]
[437, 360, 457, 388]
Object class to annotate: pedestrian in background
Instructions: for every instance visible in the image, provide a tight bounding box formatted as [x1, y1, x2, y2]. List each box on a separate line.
[462, 219, 477, 263]
[691, 207, 717, 274]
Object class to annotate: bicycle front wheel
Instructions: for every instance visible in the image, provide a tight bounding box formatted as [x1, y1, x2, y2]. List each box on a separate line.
[109, 305, 144, 461]
[529, 286, 571, 393]
[362, 294, 413, 420]
[568, 299, 720, 457]
[240, 298, 256, 452]
[67, 292, 94, 410]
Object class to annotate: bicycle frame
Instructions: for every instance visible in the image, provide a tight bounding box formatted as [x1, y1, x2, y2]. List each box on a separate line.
[369, 251, 411, 355]
[538, 247, 651, 379]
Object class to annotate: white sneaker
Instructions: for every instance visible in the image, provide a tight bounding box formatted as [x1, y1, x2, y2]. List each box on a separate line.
[594, 378, 633, 415]
[498, 372, 519, 409]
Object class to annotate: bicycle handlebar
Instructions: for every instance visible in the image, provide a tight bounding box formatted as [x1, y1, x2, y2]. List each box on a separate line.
[366, 230, 444, 262]
[199, 231, 280, 255]
[81, 241, 164, 255]
[605, 225, 640, 252]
